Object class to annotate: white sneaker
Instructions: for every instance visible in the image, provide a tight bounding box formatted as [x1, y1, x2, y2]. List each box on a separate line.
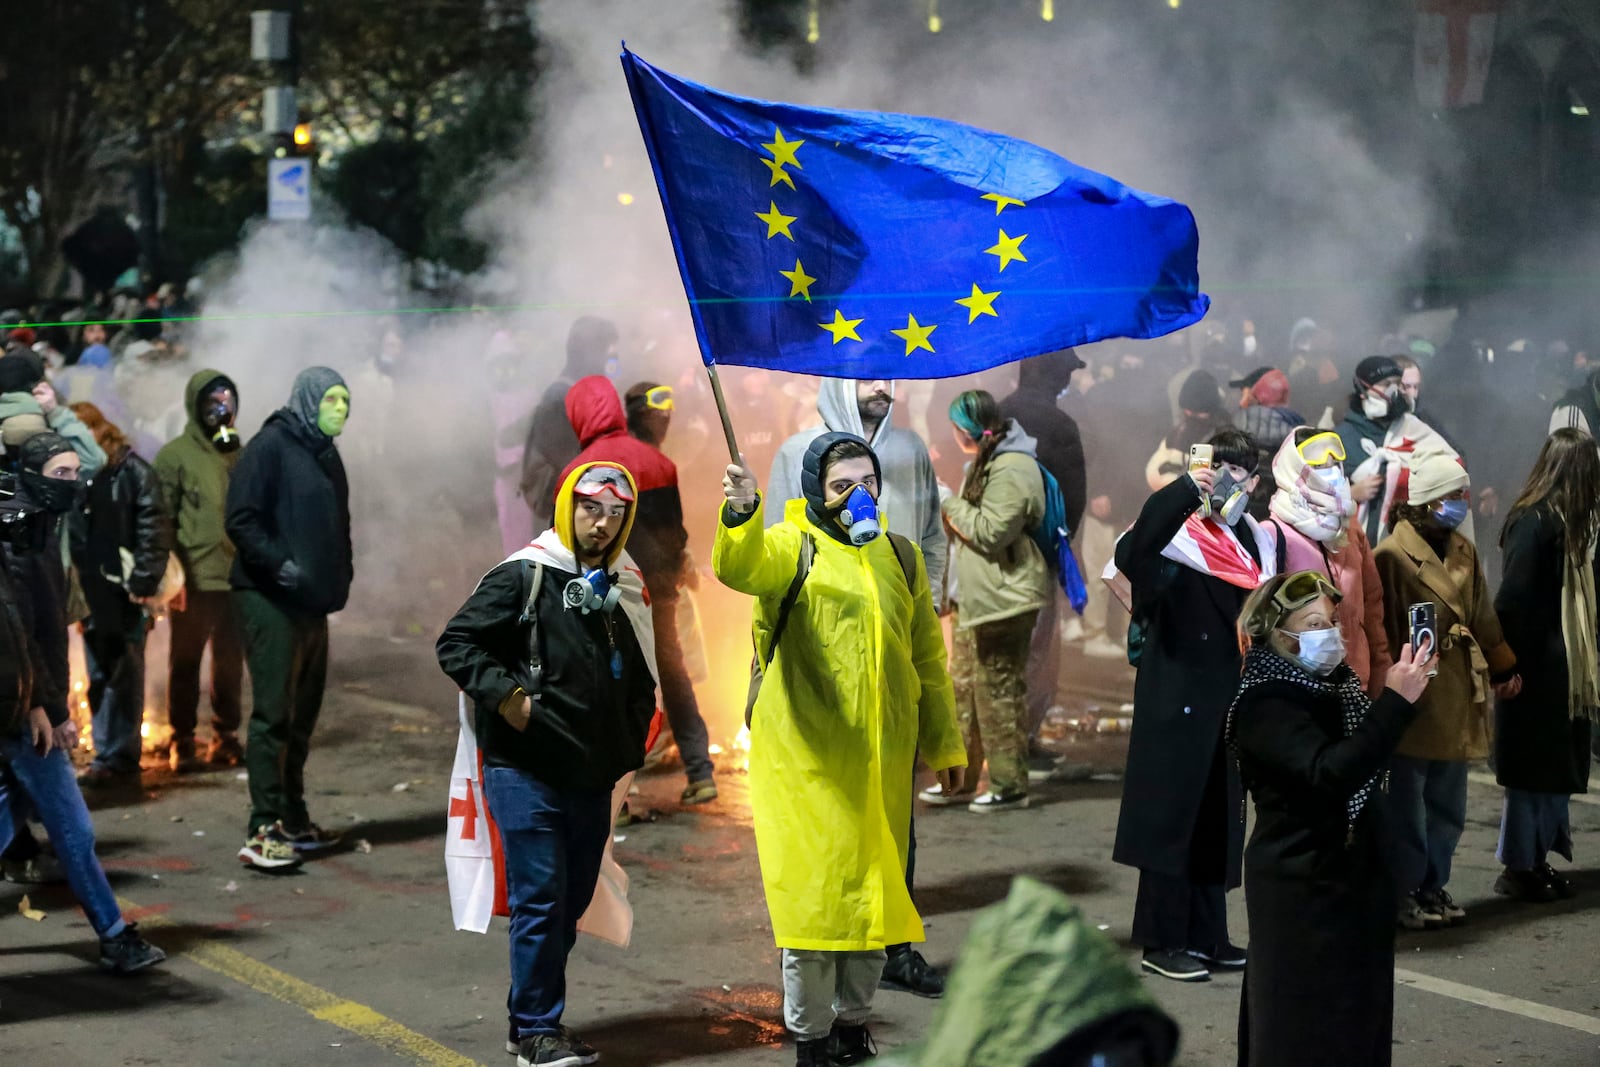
[967, 791, 1030, 814]
[918, 783, 975, 806]
[1083, 636, 1126, 659]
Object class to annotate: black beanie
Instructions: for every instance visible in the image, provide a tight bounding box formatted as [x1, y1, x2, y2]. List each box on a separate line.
[1178, 369, 1221, 413]
[0, 352, 45, 395]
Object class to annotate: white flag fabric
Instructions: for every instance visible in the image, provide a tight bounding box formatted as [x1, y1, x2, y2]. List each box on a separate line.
[1414, 3, 1499, 110]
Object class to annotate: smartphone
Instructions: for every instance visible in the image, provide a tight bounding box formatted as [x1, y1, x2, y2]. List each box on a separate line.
[1409, 602, 1438, 677]
[1188, 444, 1214, 517]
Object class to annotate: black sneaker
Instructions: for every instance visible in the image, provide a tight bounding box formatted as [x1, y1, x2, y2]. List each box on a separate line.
[1538, 863, 1576, 900]
[829, 1023, 877, 1064]
[516, 1031, 597, 1067]
[1419, 887, 1467, 925]
[283, 822, 344, 852]
[1187, 943, 1247, 971]
[169, 739, 206, 774]
[506, 1021, 519, 1055]
[795, 1037, 834, 1067]
[99, 923, 167, 974]
[1141, 947, 1210, 982]
[1494, 867, 1559, 903]
[878, 947, 943, 998]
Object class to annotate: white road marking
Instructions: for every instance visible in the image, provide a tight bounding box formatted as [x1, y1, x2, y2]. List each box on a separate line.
[1467, 771, 1599, 807]
[1396, 969, 1600, 1036]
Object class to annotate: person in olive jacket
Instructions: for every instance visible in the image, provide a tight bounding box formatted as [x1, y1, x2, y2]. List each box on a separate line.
[153, 368, 245, 772]
[226, 367, 353, 871]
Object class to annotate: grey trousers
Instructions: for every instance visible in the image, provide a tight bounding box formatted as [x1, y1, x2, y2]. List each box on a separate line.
[780, 948, 887, 1038]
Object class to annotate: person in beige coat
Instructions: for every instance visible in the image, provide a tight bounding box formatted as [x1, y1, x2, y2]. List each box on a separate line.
[1373, 452, 1520, 930]
[924, 390, 1050, 814]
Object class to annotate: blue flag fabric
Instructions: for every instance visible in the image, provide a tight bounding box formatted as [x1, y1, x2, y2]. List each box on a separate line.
[622, 48, 1209, 380]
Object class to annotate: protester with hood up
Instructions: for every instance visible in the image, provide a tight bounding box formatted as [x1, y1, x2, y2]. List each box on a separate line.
[557, 375, 716, 806]
[715, 434, 964, 1067]
[998, 350, 1088, 769]
[520, 316, 619, 533]
[927, 390, 1050, 815]
[69, 403, 171, 787]
[154, 369, 245, 773]
[767, 377, 946, 607]
[1335, 355, 1465, 546]
[226, 367, 352, 871]
[438, 462, 658, 1067]
[1267, 428, 1391, 695]
[1145, 369, 1228, 492]
[0, 351, 106, 477]
[1550, 364, 1600, 440]
[1113, 427, 1272, 982]
[0, 434, 167, 975]
[1373, 452, 1519, 930]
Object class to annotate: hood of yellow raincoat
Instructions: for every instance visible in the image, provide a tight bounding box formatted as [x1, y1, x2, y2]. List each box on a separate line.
[554, 461, 638, 571]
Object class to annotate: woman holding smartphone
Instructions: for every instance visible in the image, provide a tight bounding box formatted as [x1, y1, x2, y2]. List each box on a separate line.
[1372, 453, 1521, 930]
[1229, 570, 1437, 1067]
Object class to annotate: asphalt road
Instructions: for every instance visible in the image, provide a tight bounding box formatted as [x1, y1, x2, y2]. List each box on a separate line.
[2, 632, 1598, 1067]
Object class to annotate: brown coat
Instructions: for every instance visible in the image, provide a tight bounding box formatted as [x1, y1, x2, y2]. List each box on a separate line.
[1373, 521, 1516, 761]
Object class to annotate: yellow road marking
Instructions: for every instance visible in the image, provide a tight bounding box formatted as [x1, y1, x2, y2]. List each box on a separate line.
[120, 898, 484, 1066]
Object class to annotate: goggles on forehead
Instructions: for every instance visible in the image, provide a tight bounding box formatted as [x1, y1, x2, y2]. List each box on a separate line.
[573, 467, 635, 504]
[1296, 432, 1346, 467]
[1272, 571, 1342, 617]
[642, 385, 674, 411]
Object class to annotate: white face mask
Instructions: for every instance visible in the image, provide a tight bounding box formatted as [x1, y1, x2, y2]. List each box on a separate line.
[1361, 393, 1392, 420]
[1279, 626, 1345, 675]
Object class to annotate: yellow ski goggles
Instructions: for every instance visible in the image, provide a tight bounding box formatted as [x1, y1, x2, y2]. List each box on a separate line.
[642, 385, 674, 411]
[1296, 432, 1346, 467]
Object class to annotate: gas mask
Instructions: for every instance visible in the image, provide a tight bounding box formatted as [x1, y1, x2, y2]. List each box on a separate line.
[1209, 470, 1251, 527]
[203, 390, 241, 453]
[830, 483, 881, 545]
[1360, 386, 1408, 422]
[564, 567, 622, 615]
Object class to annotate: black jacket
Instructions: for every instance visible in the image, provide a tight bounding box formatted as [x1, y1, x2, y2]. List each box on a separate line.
[1112, 477, 1253, 886]
[0, 500, 69, 726]
[70, 448, 171, 640]
[1000, 357, 1087, 537]
[226, 411, 352, 615]
[0, 560, 37, 737]
[1232, 674, 1418, 1067]
[436, 560, 656, 790]
[1494, 505, 1594, 795]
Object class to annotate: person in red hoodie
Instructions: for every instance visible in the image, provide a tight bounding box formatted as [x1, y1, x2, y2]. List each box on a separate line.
[557, 376, 717, 805]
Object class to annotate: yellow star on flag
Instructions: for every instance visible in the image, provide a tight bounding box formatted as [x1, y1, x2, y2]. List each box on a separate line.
[985, 229, 1028, 272]
[763, 158, 796, 190]
[780, 259, 817, 301]
[818, 309, 864, 344]
[756, 201, 798, 240]
[763, 128, 805, 169]
[955, 283, 1000, 323]
[982, 193, 1026, 214]
[891, 314, 938, 356]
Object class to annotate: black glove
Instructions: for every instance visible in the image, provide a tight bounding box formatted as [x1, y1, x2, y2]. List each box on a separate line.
[276, 558, 301, 591]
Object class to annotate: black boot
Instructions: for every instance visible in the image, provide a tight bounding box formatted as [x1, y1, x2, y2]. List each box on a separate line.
[878, 946, 943, 998]
[829, 1023, 878, 1064]
[795, 1036, 835, 1066]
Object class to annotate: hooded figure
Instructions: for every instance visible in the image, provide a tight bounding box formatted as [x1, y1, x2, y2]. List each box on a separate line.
[557, 376, 716, 802]
[226, 366, 352, 870]
[1145, 370, 1228, 492]
[154, 368, 246, 771]
[999, 349, 1088, 536]
[714, 432, 964, 1058]
[520, 316, 620, 532]
[767, 377, 946, 606]
[1550, 365, 1600, 439]
[437, 461, 658, 1063]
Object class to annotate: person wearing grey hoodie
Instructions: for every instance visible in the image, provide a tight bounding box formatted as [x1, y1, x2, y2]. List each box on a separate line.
[767, 378, 946, 607]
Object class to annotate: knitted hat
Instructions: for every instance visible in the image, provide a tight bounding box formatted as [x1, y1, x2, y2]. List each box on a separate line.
[1407, 451, 1470, 504]
[0, 352, 45, 394]
[1353, 355, 1402, 389]
[0, 412, 48, 450]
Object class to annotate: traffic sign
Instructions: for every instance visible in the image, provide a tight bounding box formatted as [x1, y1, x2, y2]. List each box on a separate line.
[268, 157, 311, 221]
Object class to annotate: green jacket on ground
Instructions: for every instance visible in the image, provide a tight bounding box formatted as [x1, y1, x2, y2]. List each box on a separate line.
[941, 419, 1051, 629]
[881, 877, 1179, 1067]
[153, 369, 241, 592]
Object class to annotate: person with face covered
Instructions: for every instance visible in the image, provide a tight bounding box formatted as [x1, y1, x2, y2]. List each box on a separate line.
[1228, 571, 1436, 1067]
[226, 367, 353, 870]
[1266, 429, 1392, 695]
[1113, 426, 1273, 982]
[924, 390, 1050, 815]
[716, 435, 964, 1067]
[154, 369, 245, 772]
[438, 462, 658, 1067]
[1373, 452, 1520, 930]
[1144, 369, 1229, 493]
[520, 317, 620, 534]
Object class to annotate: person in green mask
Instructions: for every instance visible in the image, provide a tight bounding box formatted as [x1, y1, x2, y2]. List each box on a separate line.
[225, 367, 354, 871]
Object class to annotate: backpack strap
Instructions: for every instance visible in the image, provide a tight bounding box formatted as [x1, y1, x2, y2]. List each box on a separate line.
[760, 532, 816, 672]
[519, 560, 546, 701]
[885, 532, 918, 590]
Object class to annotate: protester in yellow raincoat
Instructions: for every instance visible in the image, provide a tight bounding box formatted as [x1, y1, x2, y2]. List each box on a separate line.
[714, 432, 966, 1067]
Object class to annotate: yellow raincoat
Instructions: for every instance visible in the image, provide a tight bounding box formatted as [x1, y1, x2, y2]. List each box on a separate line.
[714, 497, 965, 951]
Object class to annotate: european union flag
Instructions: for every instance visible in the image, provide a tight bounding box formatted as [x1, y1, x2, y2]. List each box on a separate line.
[621, 47, 1209, 380]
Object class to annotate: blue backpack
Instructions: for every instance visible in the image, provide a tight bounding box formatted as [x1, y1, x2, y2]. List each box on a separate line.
[1030, 463, 1089, 615]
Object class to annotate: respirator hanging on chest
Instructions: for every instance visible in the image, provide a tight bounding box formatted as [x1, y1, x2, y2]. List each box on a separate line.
[564, 567, 622, 614]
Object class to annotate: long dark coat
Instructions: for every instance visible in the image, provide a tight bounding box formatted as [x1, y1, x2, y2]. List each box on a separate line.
[1232, 671, 1420, 1067]
[1494, 505, 1595, 795]
[1112, 477, 1252, 887]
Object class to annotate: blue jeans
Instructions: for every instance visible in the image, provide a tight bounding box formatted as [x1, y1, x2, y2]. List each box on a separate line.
[0, 731, 123, 935]
[482, 765, 612, 1039]
[86, 629, 148, 774]
[1389, 756, 1468, 898]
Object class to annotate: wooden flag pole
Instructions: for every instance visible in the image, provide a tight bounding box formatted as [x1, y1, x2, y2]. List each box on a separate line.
[704, 363, 746, 469]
